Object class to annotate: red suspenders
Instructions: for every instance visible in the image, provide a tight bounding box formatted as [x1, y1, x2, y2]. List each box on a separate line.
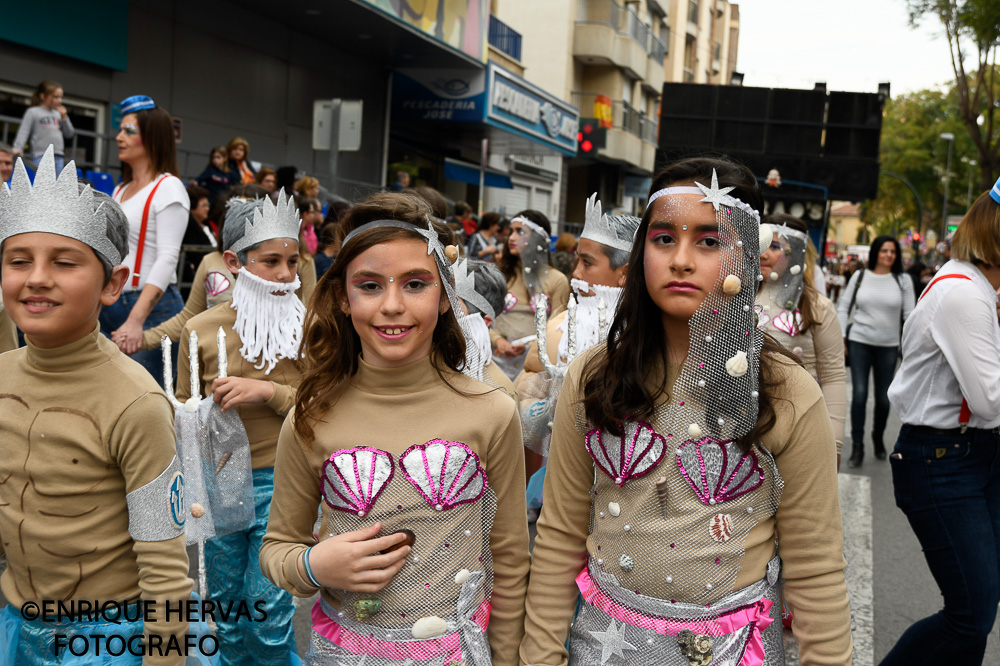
[116, 175, 169, 289]
[918, 273, 975, 430]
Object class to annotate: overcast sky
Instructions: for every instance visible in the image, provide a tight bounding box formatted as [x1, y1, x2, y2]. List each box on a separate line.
[738, 0, 956, 96]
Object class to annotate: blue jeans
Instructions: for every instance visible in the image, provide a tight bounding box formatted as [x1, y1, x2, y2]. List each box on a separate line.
[205, 468, 299, 666]
[99, 284, 183, 389]
[32, 153, 64, 173]
[881, 425, 1000, 665]
[848, 340, 897, 446]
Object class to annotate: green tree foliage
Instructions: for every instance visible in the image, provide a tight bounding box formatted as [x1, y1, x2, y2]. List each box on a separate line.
[867, 87, 975, 236]
[907, 0, 1000, 188]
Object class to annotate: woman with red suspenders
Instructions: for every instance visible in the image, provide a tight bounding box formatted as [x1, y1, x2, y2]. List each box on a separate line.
[883, 179, 1000, 665]
[101, 95, 188, 387]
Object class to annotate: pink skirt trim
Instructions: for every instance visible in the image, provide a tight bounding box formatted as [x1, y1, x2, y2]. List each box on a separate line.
[311, 599, 491, 663]
[575, 568, 773, 666]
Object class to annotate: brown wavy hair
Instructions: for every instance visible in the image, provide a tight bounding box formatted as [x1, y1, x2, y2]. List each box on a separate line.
[294, 192, 467, 445]
[121, 106, 180, 183]
[498, 209, 552, 283]
[581, 157, 798, 454]
[762, 213, 818, 333]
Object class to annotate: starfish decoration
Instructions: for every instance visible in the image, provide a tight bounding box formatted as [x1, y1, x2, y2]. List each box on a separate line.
[695, 168, 736, 211]
[588, 617, 638, 665]
[414, 217, 446, 260]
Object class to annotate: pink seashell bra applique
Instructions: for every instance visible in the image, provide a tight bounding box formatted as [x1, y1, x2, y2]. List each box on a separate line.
[321, 447, 394, 517]
[205, 271, 232, 297]
[771, 310, 803, 337]
[399, 440, 488, 511]
[676, 436, 764, 505]
[586, 422, 667, 487]
[322, 441, 490, 516]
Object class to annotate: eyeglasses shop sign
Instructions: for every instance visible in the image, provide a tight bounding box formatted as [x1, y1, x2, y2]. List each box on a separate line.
[487, 66, 578, 155]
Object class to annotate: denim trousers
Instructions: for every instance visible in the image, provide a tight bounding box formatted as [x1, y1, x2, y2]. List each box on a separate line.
[847, 340, 898, 445]
[881, 425, 1000, 665]
[98, 284, 183, 389]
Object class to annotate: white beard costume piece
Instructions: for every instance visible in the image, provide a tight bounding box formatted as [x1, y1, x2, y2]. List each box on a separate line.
[558, 278, 625, 364]
[461, 312, 494, 382]
[230, 267, 305, 374]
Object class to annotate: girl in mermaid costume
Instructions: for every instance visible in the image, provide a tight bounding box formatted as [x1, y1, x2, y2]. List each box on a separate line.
[520, 158, 853, 666]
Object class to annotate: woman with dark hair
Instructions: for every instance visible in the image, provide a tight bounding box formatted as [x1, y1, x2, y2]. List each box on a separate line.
[491, 209, 570, 379]
[467, 211, 502, 261]
[882, 183, 1000, 665]
[758, 214, 846, 464]
[520, 157, 852, 665]
[837, 235, 915, 467]
[103, 95, 189, 387]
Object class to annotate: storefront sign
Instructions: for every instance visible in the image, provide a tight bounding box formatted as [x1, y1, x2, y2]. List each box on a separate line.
[358, 0, 487, 62]
[486, 65, 579, 156]
[392, 69, 488, 124]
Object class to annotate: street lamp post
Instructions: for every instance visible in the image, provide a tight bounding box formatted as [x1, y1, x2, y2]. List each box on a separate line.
[940, 132, 955, 239]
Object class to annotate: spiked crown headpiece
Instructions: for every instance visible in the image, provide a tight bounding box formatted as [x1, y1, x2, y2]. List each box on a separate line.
[227, 188, 302, 255]
[0, 146, 123, 266]
[581, 193, 634, 252]
[454, 258, 496, 320]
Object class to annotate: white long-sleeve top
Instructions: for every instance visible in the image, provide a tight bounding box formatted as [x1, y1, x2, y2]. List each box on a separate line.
[114, 175, 189, 291]
[888, 260, 1000, 429]
[837, 269, 914, 347]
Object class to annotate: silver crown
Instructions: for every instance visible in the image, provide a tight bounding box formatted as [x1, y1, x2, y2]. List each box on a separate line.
[580, 192, 633, 252]
[228, 188, 302, 255]
[0, 146, 122, 266]
[454, 257, 495, 320]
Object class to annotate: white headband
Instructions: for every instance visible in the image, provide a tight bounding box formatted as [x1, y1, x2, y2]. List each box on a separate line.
[511, 215, 548, 240]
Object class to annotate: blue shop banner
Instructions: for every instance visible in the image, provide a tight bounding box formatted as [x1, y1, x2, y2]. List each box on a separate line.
[393, 69, 487, 124]
[486, 64, 579, 156]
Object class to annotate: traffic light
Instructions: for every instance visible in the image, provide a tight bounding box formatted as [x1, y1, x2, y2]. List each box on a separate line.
[578, 118, 607, 155]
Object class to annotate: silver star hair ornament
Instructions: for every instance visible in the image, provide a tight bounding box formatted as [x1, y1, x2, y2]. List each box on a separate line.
[581, 192, 633, 252]
[588, 617, 638, 665]
[227, 188, 302, 256]
[695, 168, 737, 212]
[0, 146, 122, 266]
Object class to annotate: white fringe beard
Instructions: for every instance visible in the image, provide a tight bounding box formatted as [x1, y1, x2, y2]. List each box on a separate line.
[229, 267, 305, 374]
[459, 312, 493, 381]
[558, 279, 624, 363]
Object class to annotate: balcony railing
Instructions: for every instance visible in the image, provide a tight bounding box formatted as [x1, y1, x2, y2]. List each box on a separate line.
[648, 32, 667, 64]
[577, 0, 668, 62]
[489, 14, 522, 62]
[571, 93, 659, 145]
[688, 0, 700, 25]
[683, 67, 695, 82]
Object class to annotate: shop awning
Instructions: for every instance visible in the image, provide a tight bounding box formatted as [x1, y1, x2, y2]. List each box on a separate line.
[444, 158, 513, 189]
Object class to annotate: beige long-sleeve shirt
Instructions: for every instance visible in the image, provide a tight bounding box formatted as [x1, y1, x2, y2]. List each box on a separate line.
[175, 301, 301, 470]
[520, 349, 852, 666]
[758, 285, 847, 453]
[0, 325, 192, 665]
[260, 355, 530, 666]
[142, 251, 317, 350]
[490, 268, 570, 350]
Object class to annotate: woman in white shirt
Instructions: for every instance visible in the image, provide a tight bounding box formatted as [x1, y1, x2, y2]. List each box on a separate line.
[100, 95, 189, 387]
[881, 186, 1000, 666]
[837, 236, 914, 466]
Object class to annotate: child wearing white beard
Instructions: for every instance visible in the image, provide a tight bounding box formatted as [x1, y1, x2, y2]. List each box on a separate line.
[175, 191, 305, 665]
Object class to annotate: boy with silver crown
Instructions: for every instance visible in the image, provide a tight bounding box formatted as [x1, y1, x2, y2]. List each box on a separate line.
[174, 193, 304, 664]
[0, 147, 215, 664]
[516, 194, 639, 515]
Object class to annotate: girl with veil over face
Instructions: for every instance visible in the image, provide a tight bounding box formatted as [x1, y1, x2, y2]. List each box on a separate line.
[757, 214, 846, 467]
[520, 157, 853, 666]
[491, 210, 570, 380]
